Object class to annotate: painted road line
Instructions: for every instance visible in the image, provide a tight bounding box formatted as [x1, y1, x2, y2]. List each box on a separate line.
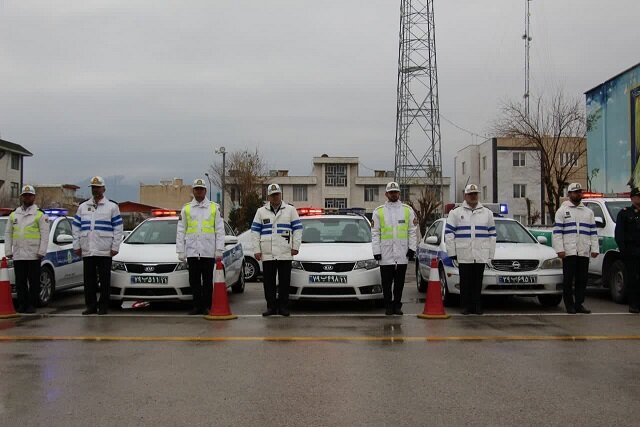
[1, 335, 640, 342]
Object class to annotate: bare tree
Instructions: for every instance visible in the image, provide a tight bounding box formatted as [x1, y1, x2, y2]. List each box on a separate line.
[209, 149, 269, 206]
[493, 91, 588, 221]
[406, 186, 441, 235]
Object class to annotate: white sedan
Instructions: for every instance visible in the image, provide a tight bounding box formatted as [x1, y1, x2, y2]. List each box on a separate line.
[110, 213, 245, 307]
[416, 217, 564, 307]
[238, 229, 262, 282]
[290, 214, 383, 301]
[1, 210, 84, 306]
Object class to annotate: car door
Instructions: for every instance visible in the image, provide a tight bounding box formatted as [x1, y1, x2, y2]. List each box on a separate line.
[49, 217, 79, 289]
[583, 202, 605, 275]
[418, 221, 442, 278]
[223, 221, 242, 284]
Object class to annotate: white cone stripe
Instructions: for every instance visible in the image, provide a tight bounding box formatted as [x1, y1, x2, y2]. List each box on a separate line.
[0, 263, 8, 282]
[428, 261, 440, 282]
[214, 265, 225, 285]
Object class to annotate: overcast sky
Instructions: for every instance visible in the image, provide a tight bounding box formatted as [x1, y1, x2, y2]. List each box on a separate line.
[1, 0, 638, 200]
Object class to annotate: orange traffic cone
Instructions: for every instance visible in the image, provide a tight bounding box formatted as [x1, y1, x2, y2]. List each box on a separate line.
[418, 257, 450, 319]
[204, 259, 237, 321]
[0, 257, 19, 319]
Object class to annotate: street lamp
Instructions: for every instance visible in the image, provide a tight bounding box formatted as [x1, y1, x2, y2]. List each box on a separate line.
[204, 172, 212, 196]
[215, 146, 226, 217]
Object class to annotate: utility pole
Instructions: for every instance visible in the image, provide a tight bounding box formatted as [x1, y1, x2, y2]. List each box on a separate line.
[215, 147, 226, 217]
[523, 0, 532, 118]
[394, 0, 443, 213]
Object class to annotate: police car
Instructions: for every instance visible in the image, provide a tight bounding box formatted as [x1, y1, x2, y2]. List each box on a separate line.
[290, 208, 383, 302]
[238, 229, 262, 281]
[0, 208, 84, 306]
[110, 210, 245, 307]
[417, 216, 564, 307]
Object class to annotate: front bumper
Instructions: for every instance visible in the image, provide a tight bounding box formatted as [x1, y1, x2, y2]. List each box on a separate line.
[110, 270, 194, 302]
[445, 268, 564, 296]
[290, 267, 383, 301]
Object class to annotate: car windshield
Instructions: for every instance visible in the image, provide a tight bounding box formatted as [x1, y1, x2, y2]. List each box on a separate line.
[126, 220, 177, 244]
[605, 201, 629, 222]
[301, 217, 371, 243]
[495, 220, 537, 244]
[0, 218, 6, 243]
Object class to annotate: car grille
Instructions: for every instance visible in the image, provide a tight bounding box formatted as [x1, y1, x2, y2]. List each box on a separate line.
[301, 262, 355, 273]
[125, 263, 178, 274]
[491, 260, 539, 272]
[301, 287, 356, 296]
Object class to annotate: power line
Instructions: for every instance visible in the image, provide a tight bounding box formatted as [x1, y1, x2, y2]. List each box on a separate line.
[440, 113, 487, 139]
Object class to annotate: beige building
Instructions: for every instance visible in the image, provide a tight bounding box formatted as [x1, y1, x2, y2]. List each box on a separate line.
[225, 155, 451, 218]
[0, 138, 32, 205]
[139, 178, 194, 210]
[455, 137, 587, 224]
[33, 184, 81, 213]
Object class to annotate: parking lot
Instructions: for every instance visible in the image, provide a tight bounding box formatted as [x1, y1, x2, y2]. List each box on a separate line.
[2, 270, 639, 426]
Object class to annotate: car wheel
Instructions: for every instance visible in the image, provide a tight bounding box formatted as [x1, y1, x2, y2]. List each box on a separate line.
[416, 262, 427, 293]
[244, 257, 260, 282]
[39, 267, 55, 307]
[537, 294, 563, 307]
[607, 259, 627, 304]
[440, 265, 457, 307]
[232, 263, 246, 294]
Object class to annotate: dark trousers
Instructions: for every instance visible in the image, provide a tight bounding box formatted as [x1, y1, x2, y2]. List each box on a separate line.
[380, 263, 408, 309]
[83, 256, 112, 310]
[262, 260, 292, 311]
[459, 263, 485, 312]
[624, 255, 640, 309]
[187, 257, 215, 311]
[562, 255, 589, 309]
[14, 259, 41, 309]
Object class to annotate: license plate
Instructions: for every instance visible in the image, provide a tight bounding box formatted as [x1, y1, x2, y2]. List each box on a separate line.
[498, 275, 537, 284]
[308, 275, 348, 284]
[131, 276, 168, 284]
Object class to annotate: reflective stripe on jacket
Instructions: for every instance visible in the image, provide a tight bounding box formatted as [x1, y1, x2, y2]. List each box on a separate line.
[176, 198, 225, 258]
[552, 201, 598, 257]
[72, 198, 124, 257]
[444, 202, 496, 264]
[371, 201, 417, 265]
[250, 202, 302, 261]
[4, 205, 50, 260]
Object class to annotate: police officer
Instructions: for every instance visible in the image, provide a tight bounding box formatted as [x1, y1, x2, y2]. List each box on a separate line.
[4, 185, 50, 313]
[371, 181, 417, 316]
[614, 187, 640, 314]
[445, 184, 496, 315]
[251, 183, 302, 317]
[553, 182, 599, 314]
[72, 176, 124, 315]
[176, 178, 225, 315]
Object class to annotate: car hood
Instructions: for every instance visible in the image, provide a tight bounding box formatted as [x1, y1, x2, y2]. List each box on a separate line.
[495, 242, 557, 259]
[114, 243, 180, 263]
[295, 243, 374, 262]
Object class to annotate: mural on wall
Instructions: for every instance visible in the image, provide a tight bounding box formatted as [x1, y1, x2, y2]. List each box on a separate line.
[586, 64, 640, 193]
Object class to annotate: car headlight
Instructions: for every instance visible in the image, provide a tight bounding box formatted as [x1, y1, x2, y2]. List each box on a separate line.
[292, 260, 303, 270]
[175, 261, 189, 271]
[354, 259, 378, 270]
[541, 257, 562, 269]
[111, 261, 127, 272]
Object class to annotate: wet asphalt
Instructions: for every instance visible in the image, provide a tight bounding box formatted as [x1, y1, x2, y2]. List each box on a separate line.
[1, 270, 639, 426]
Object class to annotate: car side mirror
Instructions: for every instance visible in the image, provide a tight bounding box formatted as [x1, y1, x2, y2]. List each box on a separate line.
[594, 217, 605, 228]
[536, 235, 548, 245]
[224, 236, 238, 245]
[425, 236, 438, 245]
[55, 234, 73, 244]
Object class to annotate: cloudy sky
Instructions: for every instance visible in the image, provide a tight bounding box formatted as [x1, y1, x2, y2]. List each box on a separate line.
[1, 0, 638, 200]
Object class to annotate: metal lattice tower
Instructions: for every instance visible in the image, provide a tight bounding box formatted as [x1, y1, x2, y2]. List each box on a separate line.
[523, 0, 532, 117]
[394, 0, 443, 209]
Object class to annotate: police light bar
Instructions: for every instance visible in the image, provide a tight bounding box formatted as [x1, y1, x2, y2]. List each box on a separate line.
[0, 208, 13, 216]
[297, 207, 324, 216]
[151, 209, 178, 217]
[499, 204, 508, 214]
[581, 192, 605, 199]
[43, 208, 69, 217]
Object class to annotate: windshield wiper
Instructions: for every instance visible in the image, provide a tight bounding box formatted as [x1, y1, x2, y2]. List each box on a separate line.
[335, 240, 364, 243]
[125, 241, 146, 244]
[496, 239, 519, 243]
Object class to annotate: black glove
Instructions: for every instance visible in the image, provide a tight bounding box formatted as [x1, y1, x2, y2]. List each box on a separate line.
[374, 254, 382, 261]
[449, 255, 457, 262]
[406, 249, 415, 261]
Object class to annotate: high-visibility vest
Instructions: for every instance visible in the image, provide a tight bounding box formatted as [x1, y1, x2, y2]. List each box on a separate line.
[184, 203, 216, 235]
[10, 210, 43, 240]
[378, 205, 411, 240]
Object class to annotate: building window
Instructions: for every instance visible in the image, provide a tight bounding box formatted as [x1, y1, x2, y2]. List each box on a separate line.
[513, 184, 526, 198]
[293, 185, 307, 202]
[513, 152, 526, 167]
[400, 185, 410, 201]
[325, 164, 347, 187]
[482, 156, 487, 171]
[10, 182, 20, 198]
[513, 214, 527, 224]
[10, 154, 20, 170]
[560, 152, 579, 167]
[364, 185, 379, 202]
[461, 161, 466, 175]
[482, 186, 487, 199]
[325, 198, 347, 209]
